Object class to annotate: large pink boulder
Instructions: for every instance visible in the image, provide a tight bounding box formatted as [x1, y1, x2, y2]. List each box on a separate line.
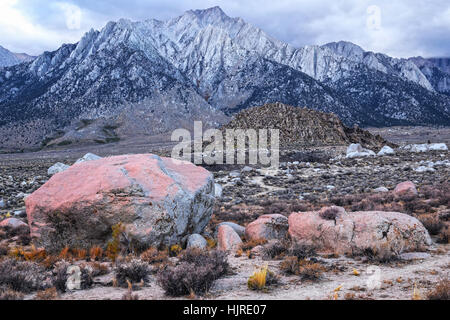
[217, 225, 242, 252]
[288, 207, 431, 257]
[394, 181, 418, 196]
[25, 154, 215, 251]
[245, 214, 288, 241]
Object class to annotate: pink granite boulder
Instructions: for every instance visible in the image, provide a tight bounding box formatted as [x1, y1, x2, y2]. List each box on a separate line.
[288, 207, 431, 258]
[217, 224, 242, 252]
[245, 214, 289, 241]
[25, 154, 215, 251]
[394, 181, 418, 196]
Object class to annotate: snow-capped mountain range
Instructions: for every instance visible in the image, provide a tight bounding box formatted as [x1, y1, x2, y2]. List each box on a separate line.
[0, 6, 449, 151]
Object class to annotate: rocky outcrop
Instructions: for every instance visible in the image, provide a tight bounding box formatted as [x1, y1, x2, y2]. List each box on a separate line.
[25, 154, 215, 251]
[223, 103, 389, 148]
[288, 207, 431, 257]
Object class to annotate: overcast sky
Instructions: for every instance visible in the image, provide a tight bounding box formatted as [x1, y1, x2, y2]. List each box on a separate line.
[1, 0, 449, 58]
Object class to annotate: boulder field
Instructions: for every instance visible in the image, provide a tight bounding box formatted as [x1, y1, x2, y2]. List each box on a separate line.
[25, 154, 215, 251]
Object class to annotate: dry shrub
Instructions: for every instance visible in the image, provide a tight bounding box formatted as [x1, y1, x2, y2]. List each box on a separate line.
[0, 244, 8, 257]
[157, 249, 228, 296]
[418, 214, 443, 235]
[1, 224, 31, 246]
[361, 245, 397, 263]
[206, 238, 217, 249]
[89, 246, 104, 261]
[262, 239, 316, 260]
[35, 287, 58, 300]
[240, 239, 268, 251]
[280, 255, 324, 280]
[88, 262, 110, 277]
[114, 259, 149, 288]
[106, 223, 125, 261]
[262, 240, 289, 260]
[297, 260, 325, 281]
[140, 248, 168, 270]
[319, 207, 340, 220]
[279, 256, 300, 275]
[169, 244, 182, 257]
[0, 287, 24, 300]
[427, 278, 450, 300]
[438, 223, 450, 244]
[58, 247, 72, 261]
[247, 265, 279, 291]
[0, 258, 50, 293]
[73, 249, 87, 260]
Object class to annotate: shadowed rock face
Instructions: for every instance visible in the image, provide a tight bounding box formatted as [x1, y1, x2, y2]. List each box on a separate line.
[25, 154, 215, 251]
[288, 207, 432, 257]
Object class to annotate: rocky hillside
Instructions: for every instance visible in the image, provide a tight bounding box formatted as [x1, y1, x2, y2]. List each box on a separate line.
[222, 103, 388, 148]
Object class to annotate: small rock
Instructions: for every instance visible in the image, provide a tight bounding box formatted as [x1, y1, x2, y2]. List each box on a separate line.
[186, 234, 208, 249]
[250, 245, 264, 257]
[0, 218, 28, 230]
[0, 199, 4, 208]
[394, 181, 418, 196]
[217, 222, 245, 237]
[399, 252, 430, 261]
[48, 162, 70, 176]
[217, 225, 242, 252]
[74, 153, 102, 165]
[377, 146, 395, 156]
[374, 187, 389, 193]
[346, 144, 376, 159]
[414, 166, 436, 173]
[14, 210, 26, 217]
[229, 171, 240, 178]
[241, 166, 253, 172]
[214, 183, 223, 198]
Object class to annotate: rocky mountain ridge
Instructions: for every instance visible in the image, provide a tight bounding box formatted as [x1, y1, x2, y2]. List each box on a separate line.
[0, 6, 449, 152]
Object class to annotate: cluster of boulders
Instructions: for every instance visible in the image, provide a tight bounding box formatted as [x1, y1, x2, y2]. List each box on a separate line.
[215, 180, 432, 259]
[18, 152, 433, 260]
[345, 142, 447, 159]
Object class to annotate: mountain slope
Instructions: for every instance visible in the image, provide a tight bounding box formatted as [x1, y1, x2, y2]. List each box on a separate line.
[0, 7, 449, 152]
[0, 24, 227, 151]
[0, 45, 34, 68]
[410, 57, 450, 96]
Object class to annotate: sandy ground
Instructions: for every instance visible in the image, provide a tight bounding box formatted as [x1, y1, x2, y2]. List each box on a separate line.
[49, 243, 449, 301]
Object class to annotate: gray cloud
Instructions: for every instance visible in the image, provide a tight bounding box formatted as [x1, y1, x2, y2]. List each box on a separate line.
[1, 0, 449, 58]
